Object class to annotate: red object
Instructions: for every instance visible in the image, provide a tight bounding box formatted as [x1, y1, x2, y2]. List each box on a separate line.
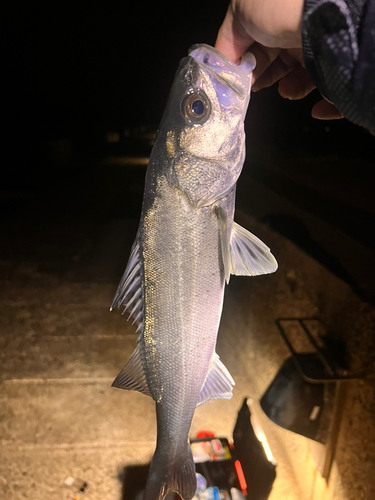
[196, 430, 215, 438]
[234, 460, 247, 497]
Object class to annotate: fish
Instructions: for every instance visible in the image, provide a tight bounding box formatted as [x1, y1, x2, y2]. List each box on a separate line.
[110, 43, 278, 500]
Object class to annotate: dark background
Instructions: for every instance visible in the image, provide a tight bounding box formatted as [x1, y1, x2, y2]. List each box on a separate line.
[2, 0, 375, 300]
[4, 0, 373, 166]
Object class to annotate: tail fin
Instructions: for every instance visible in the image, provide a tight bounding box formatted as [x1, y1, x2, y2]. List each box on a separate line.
[144, 444, 196, 500]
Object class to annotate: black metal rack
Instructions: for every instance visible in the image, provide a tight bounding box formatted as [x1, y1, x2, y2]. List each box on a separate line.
[261, 318, 362, 480]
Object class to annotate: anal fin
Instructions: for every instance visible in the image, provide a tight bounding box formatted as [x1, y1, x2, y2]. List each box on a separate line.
[197, 353, 235, 407]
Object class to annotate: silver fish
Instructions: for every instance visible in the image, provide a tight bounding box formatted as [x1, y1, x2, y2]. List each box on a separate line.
[111, 44, 277, 500]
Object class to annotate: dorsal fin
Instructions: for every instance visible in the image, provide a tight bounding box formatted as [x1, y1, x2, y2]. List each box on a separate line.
[110, 236, 144, 332]
[112, 344, 151, 397]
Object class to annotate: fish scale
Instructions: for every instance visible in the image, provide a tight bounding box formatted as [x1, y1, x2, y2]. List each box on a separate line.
[143, 179, 222, 400]
[111, 44, 278, 500]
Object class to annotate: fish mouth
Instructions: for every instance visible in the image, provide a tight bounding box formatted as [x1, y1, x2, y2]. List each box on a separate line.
[188, 44, 255, 100]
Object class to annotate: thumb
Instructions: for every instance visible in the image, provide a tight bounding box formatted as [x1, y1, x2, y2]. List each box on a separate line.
[215, 4, 254, 63]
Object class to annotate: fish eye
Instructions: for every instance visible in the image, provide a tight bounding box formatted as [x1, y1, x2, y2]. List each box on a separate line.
[192, 99, 204, 115]
[182, 91, 210, 125]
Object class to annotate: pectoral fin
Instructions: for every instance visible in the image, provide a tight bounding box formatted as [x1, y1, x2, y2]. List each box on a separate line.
[197, 353, 235, 407]
[112, 344, 151, 397]
[216, 206, 232, 284]
[230, 222, 278, 276]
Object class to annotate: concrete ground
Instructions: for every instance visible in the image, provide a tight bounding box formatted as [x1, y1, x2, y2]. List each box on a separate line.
[1, 156, 375, 500]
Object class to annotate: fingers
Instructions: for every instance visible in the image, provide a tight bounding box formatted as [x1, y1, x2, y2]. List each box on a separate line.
[215, 5, 342, 123]
[278, 65, 316, 99]
[249, 44, 282, 86]
[215, 4, 254, 63]
[252, 49, 298, 91]
[311, 99, 343, 120]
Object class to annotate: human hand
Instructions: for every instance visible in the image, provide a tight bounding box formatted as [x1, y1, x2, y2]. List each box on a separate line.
[215, 0, 342, 119]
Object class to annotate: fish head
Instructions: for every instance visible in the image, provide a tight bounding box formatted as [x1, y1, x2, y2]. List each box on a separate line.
[158, 44, 255, 208]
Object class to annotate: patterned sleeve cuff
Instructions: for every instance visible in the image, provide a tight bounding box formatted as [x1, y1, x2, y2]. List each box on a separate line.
[302, 0, 375, 134]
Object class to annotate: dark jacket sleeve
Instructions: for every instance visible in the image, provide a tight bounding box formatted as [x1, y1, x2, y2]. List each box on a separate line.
[302, 0, 375, 135]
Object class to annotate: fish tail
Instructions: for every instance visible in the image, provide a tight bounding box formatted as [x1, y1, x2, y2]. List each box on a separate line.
[144, 444, 196, 500]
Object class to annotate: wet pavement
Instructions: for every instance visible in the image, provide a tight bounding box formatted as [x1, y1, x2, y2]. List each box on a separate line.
[1, 151, 375, 500]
